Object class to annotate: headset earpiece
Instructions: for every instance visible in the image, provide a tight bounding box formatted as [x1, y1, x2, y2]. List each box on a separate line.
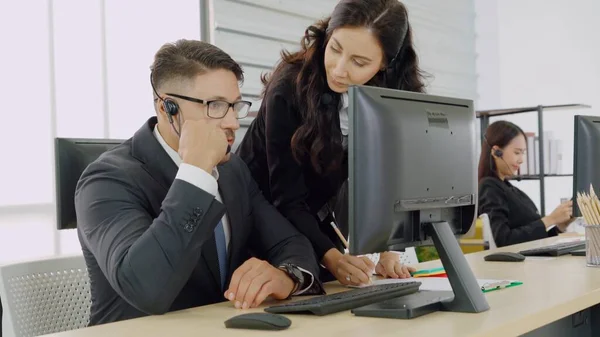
[163, 99, 179, 123]
[494, 149, 504, 158]
[164, 99, 179, 116]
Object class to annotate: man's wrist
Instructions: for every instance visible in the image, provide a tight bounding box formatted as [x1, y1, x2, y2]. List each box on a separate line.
[181, 157, 214, 174]
[278, 263, 310, 296]
[277, 267, 299, 297]
[176, 163, 219, 197]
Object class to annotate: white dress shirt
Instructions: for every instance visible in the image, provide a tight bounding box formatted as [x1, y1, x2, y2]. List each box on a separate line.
[153, 125, 314, 294]
[340, 93, 349, 149]
[339, 92, 349, 136]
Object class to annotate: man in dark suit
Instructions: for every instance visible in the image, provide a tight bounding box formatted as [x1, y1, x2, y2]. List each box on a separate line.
[75, 39, 322, 326]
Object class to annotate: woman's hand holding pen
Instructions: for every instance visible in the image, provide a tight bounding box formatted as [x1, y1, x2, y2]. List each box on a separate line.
[323, 248, 374, 286]
[325, 219, 415, 285]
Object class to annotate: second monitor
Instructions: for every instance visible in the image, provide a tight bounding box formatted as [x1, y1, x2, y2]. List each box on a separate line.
[572, 115, 600, 216]
[347, 85, 489, 316]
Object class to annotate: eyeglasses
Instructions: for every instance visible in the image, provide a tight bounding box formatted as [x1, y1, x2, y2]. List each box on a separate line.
[165, 93, 252, 119]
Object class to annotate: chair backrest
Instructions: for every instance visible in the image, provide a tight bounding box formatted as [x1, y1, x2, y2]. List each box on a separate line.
[55, 138, 123, 230]
[480, 213, 497, 250]
[0, 255, 91, 337]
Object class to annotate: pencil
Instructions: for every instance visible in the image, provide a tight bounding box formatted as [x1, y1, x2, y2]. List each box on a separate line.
[576, 186, 600, 262]
[330, 221, 349, 249]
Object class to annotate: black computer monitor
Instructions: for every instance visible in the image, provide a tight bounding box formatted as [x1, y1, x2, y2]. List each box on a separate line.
[573, 115, 600, 217]
[54, 138, 122, 230]
[347, 85, 489, 316]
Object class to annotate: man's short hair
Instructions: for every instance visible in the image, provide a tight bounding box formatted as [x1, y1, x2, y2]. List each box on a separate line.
[150, 39, 244, 91]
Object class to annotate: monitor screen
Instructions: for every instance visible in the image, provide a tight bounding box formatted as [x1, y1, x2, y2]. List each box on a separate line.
[572, 115, 600, 217]
[348, 85, 477, 255]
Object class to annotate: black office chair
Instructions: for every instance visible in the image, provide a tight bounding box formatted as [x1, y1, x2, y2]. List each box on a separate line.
[54, 138, 123, 230]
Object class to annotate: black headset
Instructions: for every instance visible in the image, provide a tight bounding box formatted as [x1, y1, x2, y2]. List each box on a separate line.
[150, 73, 179, 121]
[493, 148, 504, 159]
[483, 135, 502, 158]
[484, 135, 520, 180]
[163, 99, 179, 122]
[150, 73, 182, 136]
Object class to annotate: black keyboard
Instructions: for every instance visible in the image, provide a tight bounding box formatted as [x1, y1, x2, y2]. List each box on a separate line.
[519, 241, 586, 256]
[264, 281, 421, 316]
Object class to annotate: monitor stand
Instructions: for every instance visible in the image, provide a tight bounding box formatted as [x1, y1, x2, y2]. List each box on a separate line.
[352, 221, 490, 319]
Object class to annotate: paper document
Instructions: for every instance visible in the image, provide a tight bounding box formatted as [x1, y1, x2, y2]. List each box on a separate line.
[555, 237, 585, 244]
[351, 277, 521, 292]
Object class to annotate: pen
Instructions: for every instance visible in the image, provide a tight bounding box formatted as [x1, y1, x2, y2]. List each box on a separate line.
[481, 281, 511, 291]
[326, 205, 379, 267]
[327, 205, 349, 249]
[330, 221, 349, 249]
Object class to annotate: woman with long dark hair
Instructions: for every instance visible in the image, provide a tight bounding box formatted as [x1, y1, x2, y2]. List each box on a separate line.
[478, 120, 574, 247]
[237, 0, 425, 285]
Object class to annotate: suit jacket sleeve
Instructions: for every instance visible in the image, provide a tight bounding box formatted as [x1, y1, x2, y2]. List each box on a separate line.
[478, 178, 550, 247]
[232, 157, 323, 292]
[75, 160, 225, 315]
[263, 85, 336, 260]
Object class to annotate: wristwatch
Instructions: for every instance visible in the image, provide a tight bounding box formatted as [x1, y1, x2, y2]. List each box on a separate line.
[278, 263, 305, 297]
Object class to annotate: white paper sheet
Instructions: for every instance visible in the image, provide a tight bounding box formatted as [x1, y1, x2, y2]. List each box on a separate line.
[350, 277, 519, 292]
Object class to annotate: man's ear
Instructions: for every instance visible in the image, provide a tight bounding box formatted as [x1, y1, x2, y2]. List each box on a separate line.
[154, 99, 164, 115]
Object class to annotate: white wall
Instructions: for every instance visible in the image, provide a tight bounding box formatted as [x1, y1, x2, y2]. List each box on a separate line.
[404, 0, 477, 100]
[213, 0, 477, 106]
[0, 0, 202, 264]
[0, 0, 478, 265]
[213, 0, 478, 148]
[475, 0, 600, 215]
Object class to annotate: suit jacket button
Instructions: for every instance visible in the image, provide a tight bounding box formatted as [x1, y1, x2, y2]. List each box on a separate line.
[194, 207, 203, 216]
[183, 223, 194, 233]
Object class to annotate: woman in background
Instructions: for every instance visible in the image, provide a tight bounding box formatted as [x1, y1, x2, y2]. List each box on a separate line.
[237, 0, 425, 285]
[478, 120, 573, 247]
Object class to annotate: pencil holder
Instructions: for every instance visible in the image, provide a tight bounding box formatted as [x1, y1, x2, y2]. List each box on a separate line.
[585, 225, 600, 267]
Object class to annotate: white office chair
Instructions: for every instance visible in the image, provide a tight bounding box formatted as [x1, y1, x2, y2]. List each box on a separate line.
[0, 255, 91, 337]
[480, 213, 497, 250]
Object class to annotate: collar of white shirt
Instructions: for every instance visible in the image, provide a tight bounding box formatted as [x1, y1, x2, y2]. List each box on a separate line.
[153, 124, 220, 180]
[339, 93, 349, 136]
[341, 92, 349, 110]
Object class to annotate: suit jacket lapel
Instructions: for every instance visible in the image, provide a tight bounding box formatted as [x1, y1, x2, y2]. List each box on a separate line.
[216, 161, 245, 286]
[199, 235, 222, 291]
[130, 117, 178, 193]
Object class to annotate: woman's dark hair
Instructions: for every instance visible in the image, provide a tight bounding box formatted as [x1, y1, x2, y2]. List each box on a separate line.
[478, 120, 527, 182]
[262, 0, 427, 175]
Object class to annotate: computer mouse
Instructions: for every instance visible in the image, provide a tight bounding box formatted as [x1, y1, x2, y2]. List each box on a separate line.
[484, 252, 526, 262]
[224, 312, 291, 330]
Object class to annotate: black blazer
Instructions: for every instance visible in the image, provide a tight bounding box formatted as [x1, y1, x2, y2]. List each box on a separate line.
[76, 117, 321, 326]
[478, 176, 559, 247]
[237, 73, 348, 261]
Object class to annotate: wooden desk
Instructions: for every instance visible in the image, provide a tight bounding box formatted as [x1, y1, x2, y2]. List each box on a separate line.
[45, 237, 600, 337]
